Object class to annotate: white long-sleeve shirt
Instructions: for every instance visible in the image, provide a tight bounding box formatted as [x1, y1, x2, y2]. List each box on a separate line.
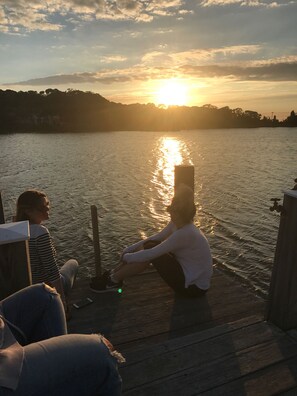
[123, 221, 213, 290]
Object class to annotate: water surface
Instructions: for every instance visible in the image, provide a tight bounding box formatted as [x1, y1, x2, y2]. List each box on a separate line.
[1, 128, 296, 296]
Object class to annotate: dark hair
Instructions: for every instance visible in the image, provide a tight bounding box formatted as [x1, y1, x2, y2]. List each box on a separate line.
[167, 184, 197, 223]
[15, 190, 47, 221]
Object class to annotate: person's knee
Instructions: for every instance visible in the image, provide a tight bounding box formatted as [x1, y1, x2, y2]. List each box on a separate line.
[63, 259, 79, 279]
[72, 259, 79, 269]
[84, 335, 124, 371]
[27, 283, 58, 301]
[20, 335, 122, 396]
[18, 283, 62, 318]
[64, 334, 123, 388]
[33, 283, 64, 312]
[66, 258, 79, 269]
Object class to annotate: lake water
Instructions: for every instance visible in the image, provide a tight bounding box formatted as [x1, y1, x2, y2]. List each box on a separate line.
[1, 128, 296, 296]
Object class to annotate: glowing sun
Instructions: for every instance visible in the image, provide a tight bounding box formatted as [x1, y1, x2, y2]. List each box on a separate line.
[155, 80, 188, 107]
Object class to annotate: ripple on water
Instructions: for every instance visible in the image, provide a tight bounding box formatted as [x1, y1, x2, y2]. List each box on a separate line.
[1, 128, 296, 296]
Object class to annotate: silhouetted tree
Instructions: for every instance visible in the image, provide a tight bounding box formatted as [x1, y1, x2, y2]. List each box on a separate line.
[282, 110, 297, 127]
[0, 88, 290, 133]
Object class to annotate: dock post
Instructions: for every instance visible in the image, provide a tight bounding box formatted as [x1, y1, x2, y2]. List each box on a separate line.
[174, 165, 194, 191]
[0, 192, 4, 224]
[266, 188, 297, 330]
[91, 205, 102, 277]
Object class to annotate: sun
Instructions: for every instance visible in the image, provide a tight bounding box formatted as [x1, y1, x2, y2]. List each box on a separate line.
[155, 80, 189, 107]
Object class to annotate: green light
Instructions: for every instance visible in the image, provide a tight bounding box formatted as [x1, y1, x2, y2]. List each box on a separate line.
[117, 288, 122, 294]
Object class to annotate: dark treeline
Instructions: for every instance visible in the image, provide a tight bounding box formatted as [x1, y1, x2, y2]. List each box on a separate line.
[0, 88, 296, 133]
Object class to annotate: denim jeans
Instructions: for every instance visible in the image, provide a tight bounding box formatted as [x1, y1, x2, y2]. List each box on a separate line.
[0, 284, 122, 396]
[0, 334, 122, 396]
[1, 283, 67, 344]
[60, 259, 79, 297]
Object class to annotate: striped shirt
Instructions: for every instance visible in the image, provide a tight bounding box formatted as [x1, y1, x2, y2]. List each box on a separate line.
[29, 224, 61, 284]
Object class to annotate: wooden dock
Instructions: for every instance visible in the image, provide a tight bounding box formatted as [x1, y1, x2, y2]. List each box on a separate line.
[68, 269, 297, 395]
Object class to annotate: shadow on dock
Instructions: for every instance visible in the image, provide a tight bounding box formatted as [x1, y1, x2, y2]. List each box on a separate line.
[68, 269, 249, 348]
[67, 269, 297, 395]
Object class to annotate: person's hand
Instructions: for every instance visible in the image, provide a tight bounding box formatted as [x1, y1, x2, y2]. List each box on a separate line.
[122, 253, 134, 264]
[122, 245, 135, 255]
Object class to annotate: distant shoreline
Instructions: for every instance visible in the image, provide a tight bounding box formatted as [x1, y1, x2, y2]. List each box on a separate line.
[1, 88, 297, 133]
[1, 127, 297, 135]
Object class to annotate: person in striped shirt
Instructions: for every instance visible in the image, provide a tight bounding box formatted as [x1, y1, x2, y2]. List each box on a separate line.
[15, 190, 78, 311]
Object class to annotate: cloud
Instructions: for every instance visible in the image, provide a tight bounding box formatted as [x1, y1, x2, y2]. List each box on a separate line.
[4, 56, 297, 89]
[140, 45, 262, 67]
[0, 0, 63, 33]
[7, 72, 130, 86]
[200, 0, 285, 7]
[100, 55, 128, 63]
[179, 62, 297, 81]
[0, 0, 188, 33]
[141, 51, 174, 66]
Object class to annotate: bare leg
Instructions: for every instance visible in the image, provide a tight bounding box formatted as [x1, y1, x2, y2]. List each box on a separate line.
[112, 261, 150, 282]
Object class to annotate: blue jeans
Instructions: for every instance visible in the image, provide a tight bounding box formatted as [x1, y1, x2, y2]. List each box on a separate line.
[1, 334, 122, 396]
[1, 283, 67, 344]
[0, 284, 122, 396]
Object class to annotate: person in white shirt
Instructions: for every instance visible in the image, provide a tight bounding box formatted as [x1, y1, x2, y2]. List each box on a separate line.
[90, 184, 213, 297]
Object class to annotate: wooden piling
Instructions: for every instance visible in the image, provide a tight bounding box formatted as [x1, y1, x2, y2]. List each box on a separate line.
[266, 189, 297, 330]
[91, 205, 102, 277]
[174, 165, 194, 191]
[0, 192, 4, 224]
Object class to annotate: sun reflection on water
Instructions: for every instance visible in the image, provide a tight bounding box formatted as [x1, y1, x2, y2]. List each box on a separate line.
[149, 137, 193, 222]
[159, 138, 183, 189]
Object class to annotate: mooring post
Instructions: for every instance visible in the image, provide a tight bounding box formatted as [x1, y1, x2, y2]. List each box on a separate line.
[0, 192, 5, 224]
[91, 205, 102, 277]
[174, 165, 194, 191]
[266, 186, 297, 330]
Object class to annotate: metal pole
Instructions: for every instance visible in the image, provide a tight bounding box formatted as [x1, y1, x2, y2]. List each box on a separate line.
[91, 205, 102, 277]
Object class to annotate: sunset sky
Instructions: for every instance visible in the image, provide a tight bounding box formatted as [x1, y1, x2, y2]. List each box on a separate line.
[0, 0, 296, 119]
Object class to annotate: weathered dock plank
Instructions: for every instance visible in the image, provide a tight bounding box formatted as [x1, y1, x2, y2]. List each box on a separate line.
[201, 358, 297, 396]
[68, 268, 264, 348]
[67, 268, 297, 395]
[121, 321, 297, 395]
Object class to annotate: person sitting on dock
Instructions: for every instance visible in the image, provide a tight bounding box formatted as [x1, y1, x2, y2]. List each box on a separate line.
[15, 190, 78, 313]
[0, 283, 124, 396]
[90, 184, 213, 297]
